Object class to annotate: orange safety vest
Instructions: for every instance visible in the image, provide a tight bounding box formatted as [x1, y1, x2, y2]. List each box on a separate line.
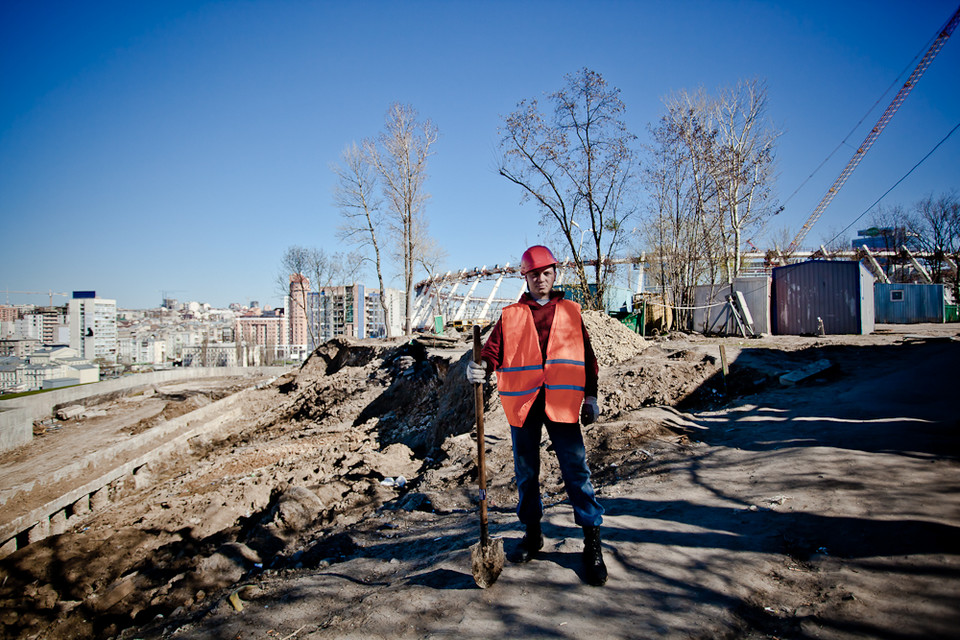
[496, 299, 586, 427]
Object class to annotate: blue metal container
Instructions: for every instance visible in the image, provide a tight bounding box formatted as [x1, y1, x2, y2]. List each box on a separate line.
[874, 283, 944, 323]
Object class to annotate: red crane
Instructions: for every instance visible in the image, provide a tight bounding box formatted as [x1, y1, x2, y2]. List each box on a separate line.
[787, 4, 960, 254]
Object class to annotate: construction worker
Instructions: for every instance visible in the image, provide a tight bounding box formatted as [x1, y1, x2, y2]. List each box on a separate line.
[466, 245, 607, 586]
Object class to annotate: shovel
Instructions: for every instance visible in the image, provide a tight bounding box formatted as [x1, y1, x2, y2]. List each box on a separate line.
[470, 324, 504, 588]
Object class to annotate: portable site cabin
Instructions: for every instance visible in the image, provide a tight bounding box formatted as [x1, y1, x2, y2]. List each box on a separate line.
[874, 283, 945, 323]
[693, 277, 772, 335]
[772, 260, 875, 335]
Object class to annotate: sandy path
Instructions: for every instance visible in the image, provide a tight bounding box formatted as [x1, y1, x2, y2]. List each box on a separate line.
[141, 333, 960, 640]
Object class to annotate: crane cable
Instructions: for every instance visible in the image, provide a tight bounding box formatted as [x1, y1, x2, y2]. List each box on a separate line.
[786, 4, 960, 253]
[822, 119, 960, 248]
[779, 35, 936, 210]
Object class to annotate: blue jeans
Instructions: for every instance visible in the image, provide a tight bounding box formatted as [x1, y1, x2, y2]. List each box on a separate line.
[510, 390, 604, 528]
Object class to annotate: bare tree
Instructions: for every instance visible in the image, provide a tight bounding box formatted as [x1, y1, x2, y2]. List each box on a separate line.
[710, 79, 780, 279]
[413, 215, 449, 319]
[818, 226, 851, 256]
[499, 68, 638, 310]
[913, 192, 960, 292]
[664, 80, 780, 283]
[413, 216, 448, 281]
[771, 225, 802, 260]
[642, 108, 718, 328]
[334, 141, 393, 338]
[640, 79, 780, 328]
[365, 103, 438, 335]
[660, 87, 721, 279]
[277, 246, 364, 349]
[277, 246, 321, 349]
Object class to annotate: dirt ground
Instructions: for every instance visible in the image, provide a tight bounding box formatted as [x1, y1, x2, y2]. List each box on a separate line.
[1, 318, 958, 640]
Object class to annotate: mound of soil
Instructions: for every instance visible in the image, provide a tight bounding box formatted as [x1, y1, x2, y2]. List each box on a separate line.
[1, 320, 957, 640]
[582, 310, 647, 366]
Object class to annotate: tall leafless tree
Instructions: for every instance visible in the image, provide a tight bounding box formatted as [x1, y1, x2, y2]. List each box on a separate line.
[709, 79, 780, 279]
[643, 107, 719, 328]
[334, 141, 392, 338]
[499, 68, 638, 310]
[365, 103, 438, 335]
[661, 80, 780, 283]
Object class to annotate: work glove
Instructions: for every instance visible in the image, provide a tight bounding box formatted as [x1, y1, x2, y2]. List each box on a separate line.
[466, 359, 489, 384]
[581, 396, 601, 425]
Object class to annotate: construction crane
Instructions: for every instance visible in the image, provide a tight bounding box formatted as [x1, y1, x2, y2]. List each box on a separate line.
[787, 5, 960, 254]
[3, 290, 69, 306]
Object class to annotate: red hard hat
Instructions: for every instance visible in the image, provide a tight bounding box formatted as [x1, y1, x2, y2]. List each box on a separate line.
[520, 245, 558, 275]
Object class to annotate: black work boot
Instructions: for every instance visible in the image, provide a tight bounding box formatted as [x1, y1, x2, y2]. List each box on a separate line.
[507, 522, 543, 563]
[582, 526, 608, 586]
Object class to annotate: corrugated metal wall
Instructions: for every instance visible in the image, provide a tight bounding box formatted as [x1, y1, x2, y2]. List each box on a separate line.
[693, 277, 771, 334]
[772, 261, 875, 335]
[875, 283, 944, 323]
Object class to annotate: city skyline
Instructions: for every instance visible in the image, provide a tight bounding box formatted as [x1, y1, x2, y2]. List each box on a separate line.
[3, 1, 959, 310]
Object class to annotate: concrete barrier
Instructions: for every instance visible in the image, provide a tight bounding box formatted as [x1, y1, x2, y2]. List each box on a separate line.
[0, 408, 33, 452]
[0, 389, 252, 558]
[0, 366, 290, 454]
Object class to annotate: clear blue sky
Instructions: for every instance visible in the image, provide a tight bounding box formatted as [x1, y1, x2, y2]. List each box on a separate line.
[3, 0, 958, 309]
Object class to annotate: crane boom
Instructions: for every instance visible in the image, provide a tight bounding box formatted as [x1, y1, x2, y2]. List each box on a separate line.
[3, 290, 69, 306]
[787, 5, 960, 253]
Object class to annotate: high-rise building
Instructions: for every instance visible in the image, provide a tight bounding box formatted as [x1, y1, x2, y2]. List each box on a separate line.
[288, 273, 310, 349]
[23, 306, 67, 345]
[315, 284, 365, 341]
[365, 288, 404, 338]
[235, 308, 288, 365]
[68, 292, 118, 363]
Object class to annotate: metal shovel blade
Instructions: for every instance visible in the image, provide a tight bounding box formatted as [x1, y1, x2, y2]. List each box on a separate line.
[470, 536, 504, 589]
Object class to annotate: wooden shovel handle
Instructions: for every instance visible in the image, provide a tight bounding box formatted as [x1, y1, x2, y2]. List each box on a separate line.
[473, 324, 490, 546]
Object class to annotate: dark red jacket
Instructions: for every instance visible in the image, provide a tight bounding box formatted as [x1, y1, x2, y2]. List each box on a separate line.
[480, 291, 599, 397]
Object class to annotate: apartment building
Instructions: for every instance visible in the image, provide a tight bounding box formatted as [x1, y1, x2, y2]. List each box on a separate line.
[1, 346, 99, 392]
[312, 284, 365, 341]
[236, 309, 287, 346]
[0, 305, 68, 345]
[0, 338, 40, 358]
[117, 336, 167, 365]
[235, 308, 288, 365]
[68, 292, 118, 363]
[27, 306, 68, 344]
[0, 305, 18, 324]
[180, 342, 238, 367]
[364, 287, 404, 338]
[293, 284, 406, 345]
[0, 357, 18, 391]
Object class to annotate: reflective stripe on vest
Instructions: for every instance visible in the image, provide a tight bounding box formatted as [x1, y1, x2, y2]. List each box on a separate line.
[496, 300, 586, 427]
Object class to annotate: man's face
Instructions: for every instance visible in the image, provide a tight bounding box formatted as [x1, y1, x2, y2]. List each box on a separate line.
[525, 265, 557, 299]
